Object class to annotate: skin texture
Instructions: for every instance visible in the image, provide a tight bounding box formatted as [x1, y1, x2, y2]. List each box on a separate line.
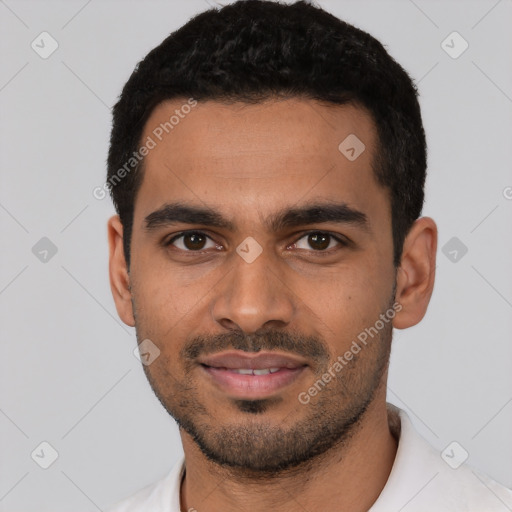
[108, 98, 437, 512]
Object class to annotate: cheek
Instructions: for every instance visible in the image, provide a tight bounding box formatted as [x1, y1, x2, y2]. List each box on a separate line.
[132, 254, 201, 316]
[131, 267, 215, 365]
[295, 265, 392, 347]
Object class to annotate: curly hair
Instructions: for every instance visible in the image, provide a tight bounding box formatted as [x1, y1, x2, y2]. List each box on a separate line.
[107, 0, 426, 268]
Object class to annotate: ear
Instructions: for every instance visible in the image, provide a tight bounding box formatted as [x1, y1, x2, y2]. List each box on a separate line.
[393, 217, 437, 329]
[107, 215, 135, 327]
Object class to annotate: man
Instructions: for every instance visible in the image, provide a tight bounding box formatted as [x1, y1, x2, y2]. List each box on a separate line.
[105, 1, 512, 510]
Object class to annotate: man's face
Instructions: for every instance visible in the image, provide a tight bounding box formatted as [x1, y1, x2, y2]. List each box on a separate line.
[127, 98, 397, 473]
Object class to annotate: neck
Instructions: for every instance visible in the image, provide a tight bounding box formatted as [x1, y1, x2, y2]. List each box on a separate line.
[179, 393, 398, 512]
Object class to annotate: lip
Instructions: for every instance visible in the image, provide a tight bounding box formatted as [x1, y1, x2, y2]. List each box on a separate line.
[199, 350, 308, 370]
[199, 350, 308, 399]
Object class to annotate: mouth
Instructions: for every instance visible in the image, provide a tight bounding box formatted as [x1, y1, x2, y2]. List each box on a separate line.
[199, 351, 309, 399]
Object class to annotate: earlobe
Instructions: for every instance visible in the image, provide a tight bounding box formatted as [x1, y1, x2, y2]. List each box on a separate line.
[393, 217, 437, 330]
[107, 215, 135, 327]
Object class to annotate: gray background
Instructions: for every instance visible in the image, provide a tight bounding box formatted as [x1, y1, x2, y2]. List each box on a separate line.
[1, 0, 511, 510]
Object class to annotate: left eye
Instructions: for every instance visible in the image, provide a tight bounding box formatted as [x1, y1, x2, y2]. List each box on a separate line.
[291, 232, 345, 251]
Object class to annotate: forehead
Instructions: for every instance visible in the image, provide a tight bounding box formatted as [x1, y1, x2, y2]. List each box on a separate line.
[134, 97, 388, 228]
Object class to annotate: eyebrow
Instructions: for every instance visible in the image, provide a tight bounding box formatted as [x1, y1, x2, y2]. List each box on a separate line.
[144, 201, 370, 234]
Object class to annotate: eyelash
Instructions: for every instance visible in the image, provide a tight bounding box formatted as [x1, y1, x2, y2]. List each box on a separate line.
[164, 230, 349, 255]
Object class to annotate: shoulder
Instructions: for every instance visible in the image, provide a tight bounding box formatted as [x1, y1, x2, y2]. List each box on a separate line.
[105, 481, 158, 512]
[105, 457, 185, 512]
[371, 404, 512, 511]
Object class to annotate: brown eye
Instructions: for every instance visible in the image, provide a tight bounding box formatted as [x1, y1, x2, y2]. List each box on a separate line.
[292, 231, 346, 252]
[308, 232, 330, 250]
[167, 231, 217, 251]
[183, 233, 206, 250]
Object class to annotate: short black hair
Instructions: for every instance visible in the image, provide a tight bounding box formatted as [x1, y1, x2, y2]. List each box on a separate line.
[107, 0, 426, 269]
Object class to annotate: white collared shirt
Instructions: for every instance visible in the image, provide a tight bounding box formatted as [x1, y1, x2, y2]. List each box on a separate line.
[106, 405, 512, 511]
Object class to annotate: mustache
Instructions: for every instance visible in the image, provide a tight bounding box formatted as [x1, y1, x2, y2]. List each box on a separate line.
[181, 330, 330, 365]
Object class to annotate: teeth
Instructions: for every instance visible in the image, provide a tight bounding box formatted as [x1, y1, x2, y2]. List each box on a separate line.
[235, 369, 254, 375]
[253, 369, 270, 375]
[230, 368, 281, 375]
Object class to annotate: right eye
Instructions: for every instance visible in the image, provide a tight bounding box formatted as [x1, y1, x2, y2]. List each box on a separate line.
[165, 231, 222, 252]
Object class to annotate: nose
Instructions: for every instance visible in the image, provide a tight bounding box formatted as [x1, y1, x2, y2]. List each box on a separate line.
[210, 247, 295, 334]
